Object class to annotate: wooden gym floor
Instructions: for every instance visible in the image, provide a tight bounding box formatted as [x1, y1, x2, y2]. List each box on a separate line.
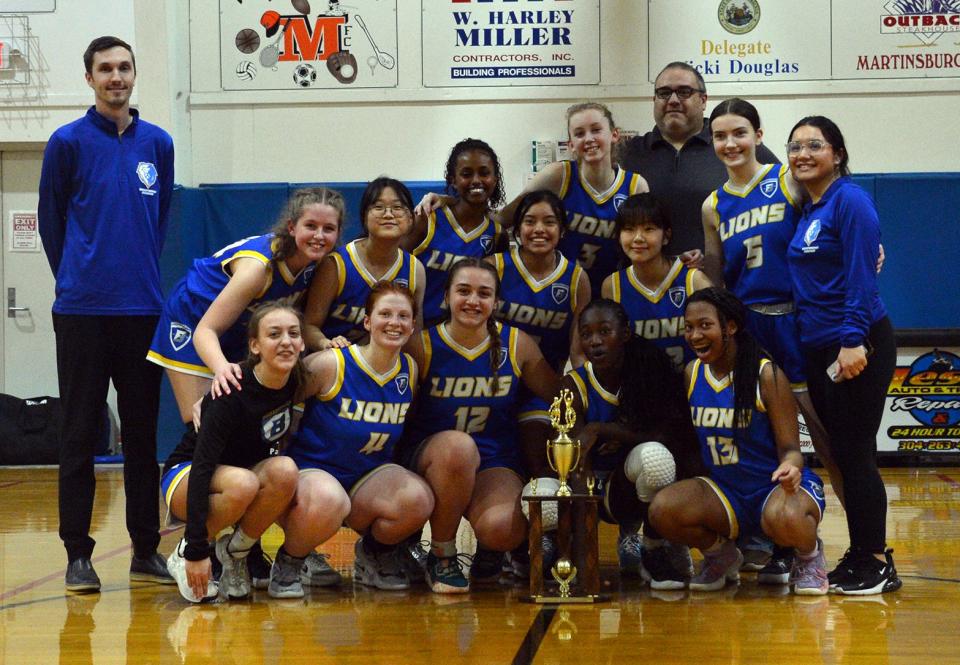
[1, 466, 959, 664]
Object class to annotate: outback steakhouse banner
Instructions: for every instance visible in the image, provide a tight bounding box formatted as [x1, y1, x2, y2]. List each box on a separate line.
[220, 0, 398, 90]
[422, 0, 601, 87]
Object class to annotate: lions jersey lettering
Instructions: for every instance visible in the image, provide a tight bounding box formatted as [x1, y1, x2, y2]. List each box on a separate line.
[557, 160, 644, 297]
[322, 240, 420, 342]
[687, 358, 779, 485]
[287, 346, 416, 477]
[610, 258, 700, 370]
[707, 164, 800, 305]
[412, 206, 501, 322]
[493, 247, 582, 370]
[404, 322, 522, 458]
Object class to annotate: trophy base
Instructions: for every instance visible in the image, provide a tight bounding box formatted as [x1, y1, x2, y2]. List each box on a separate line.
[521, 594, 611, 604]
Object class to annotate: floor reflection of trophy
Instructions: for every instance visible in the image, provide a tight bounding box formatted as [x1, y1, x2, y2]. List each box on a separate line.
[523, 389, 609, 603]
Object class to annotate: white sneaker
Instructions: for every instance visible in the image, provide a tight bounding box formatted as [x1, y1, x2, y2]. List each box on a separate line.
[167, 539, 218, 603]
[214, 533, 251, 599]
[300, 551, 343, 587]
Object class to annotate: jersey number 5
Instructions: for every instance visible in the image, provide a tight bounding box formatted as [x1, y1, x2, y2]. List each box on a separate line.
[743, 236, 763, 269]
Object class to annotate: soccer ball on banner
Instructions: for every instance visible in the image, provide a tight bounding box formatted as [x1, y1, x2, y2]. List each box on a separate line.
[292, 63, 317, 87]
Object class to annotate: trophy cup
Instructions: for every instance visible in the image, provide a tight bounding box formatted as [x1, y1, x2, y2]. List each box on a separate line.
[522, 389, 608, 603]
[547, 390, 581, 497]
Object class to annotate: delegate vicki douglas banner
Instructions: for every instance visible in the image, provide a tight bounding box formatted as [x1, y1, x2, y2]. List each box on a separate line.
[421, 0, 601, 87]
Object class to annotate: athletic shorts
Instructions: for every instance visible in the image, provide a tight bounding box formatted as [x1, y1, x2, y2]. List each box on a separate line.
[160, 461, 191, 526]
[699, 468, 825, 540]
[745, 309, 807, 390]
[298, 462, 404, 495]
[146, 281, 247, 377]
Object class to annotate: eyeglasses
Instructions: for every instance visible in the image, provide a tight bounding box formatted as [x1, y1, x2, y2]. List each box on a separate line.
[786, 140, 830, 155]
[370, 204, 409, 216]
[654, 86, 704, 101]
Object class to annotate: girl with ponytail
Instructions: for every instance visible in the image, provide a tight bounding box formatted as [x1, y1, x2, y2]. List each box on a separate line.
[398, 258, 560, 594]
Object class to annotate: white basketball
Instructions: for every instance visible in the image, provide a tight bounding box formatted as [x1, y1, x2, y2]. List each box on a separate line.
[626, 441, 676, 503]
[521, 477, 560, 531]
[235, 61, 257, 81]
[292, 63, 317, 87]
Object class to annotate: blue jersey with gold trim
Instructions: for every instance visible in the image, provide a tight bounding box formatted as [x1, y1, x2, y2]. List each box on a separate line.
[322, 240, 420, 342]
[412, 206, 501, 323]
[687, 358, 779, 492]
[609, 259, 700, 369]
[288, 346, 416, 483]
[567, 362, 621, 472]
[707, 164, 799, 305]
[557, 161, 645, 297]
[405, 322, 522, 458]
[493, 248, 582, 371]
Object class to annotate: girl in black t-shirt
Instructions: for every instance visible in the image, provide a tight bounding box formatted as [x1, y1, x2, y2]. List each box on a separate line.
[163, 302, 305, 603]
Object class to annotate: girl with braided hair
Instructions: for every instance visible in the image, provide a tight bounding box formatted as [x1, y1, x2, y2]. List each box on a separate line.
[398, 258, 560, 594]
[649, 287, 829, 594]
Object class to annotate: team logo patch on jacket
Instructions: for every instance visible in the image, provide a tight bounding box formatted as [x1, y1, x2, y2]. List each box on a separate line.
[137, 162, 158, 189]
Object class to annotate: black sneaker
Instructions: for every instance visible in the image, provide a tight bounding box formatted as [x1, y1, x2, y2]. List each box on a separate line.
[469, 548, 504, 584]
[830, 549, 902, 595]
[247, 540, 273, 589]
[828, 547, 858, 586]
[130, 552, 176, 584]
[65, 557, 101, 593]
[758, 547, 794, 585]
[641, 545, 687, 590]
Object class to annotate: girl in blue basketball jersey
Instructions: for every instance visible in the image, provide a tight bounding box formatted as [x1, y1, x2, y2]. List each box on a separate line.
[551, 299, 702, 589]
[488, 190, 592, 475]
[649, 288, 829, 595]
[399, 258, 561, 593]
[148, 187, 344, 420]
[305, 177, 426, 349]
[280, 282, 433, 593]
[602, 193, 712, 370]
[403, 138, 506, 326]
[702, 98, 844, 519]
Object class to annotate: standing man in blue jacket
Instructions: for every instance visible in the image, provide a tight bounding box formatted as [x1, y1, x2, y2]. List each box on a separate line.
[39, 36, 175, 592]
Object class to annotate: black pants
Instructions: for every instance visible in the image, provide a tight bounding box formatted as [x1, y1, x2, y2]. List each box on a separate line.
[53, 314, 162, 561]
[804, 317, 896, 553]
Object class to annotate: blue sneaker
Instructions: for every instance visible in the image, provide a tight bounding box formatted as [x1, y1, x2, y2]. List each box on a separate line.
[426, 552, 469, 594]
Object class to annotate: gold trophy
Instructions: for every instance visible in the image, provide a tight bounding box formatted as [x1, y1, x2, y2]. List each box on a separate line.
[547, 389, 581, 497]
[551, 558, 578, 598]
